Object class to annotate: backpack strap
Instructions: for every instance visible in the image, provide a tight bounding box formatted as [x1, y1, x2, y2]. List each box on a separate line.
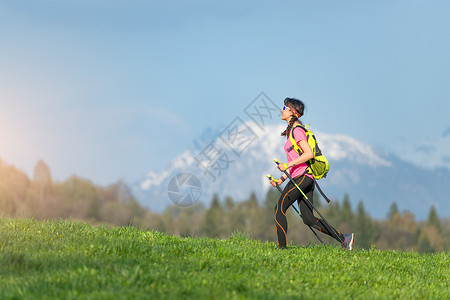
[289, 124, 313, 176]
[289, 124, 305, 155]
[291, 124, 332, 203]
[313, 179, 331, 203]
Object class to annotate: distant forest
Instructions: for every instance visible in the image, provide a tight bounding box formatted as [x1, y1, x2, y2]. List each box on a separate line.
[1, 159, 448, 253]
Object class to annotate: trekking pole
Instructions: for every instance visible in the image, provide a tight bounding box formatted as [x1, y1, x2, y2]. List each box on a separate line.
[273, 159, 344, 243]
[266, 174, 324, 244]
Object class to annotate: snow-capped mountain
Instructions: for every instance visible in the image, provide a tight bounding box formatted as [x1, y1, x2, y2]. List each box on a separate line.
[132, 123, 450, 220]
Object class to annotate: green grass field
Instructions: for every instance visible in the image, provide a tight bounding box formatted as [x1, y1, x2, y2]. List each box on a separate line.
[1, 217, 448, 299]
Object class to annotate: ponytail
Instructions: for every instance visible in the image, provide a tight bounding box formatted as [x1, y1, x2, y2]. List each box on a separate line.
[281, 116, 298, 137]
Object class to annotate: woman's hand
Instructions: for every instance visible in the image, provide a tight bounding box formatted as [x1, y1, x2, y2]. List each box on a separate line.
[270, 178, 284, 187]
[277, 162, 289, 172]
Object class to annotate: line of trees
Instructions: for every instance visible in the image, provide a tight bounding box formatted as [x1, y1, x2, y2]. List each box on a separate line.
[0, 159, 147, 226]
[0, 159, 448, 253]
[152, 190, 449, 253]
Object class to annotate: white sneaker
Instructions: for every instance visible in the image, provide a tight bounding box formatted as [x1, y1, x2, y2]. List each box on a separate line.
[341, 233, 355, 250]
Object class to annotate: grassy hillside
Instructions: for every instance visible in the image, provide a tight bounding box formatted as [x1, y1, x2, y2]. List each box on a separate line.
[1, 217, 448, 299]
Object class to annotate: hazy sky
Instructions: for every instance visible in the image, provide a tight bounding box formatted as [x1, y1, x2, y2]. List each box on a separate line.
[1, 1, 450, 185]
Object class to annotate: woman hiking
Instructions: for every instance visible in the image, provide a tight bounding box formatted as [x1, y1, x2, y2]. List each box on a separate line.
[270, 97, 354, 250]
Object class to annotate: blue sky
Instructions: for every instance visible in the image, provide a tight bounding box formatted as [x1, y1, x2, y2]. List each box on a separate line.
[1, 1, 450, 185]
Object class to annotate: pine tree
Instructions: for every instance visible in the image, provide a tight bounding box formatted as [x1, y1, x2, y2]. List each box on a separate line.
[202, 194, 224, 237]
[33, 160, 52, 186]
[313, 190, 322, 208]
[264, 189, 279, 212]
[33, 160, 53, 205]
[387, 202, 399, 220]
[224, 196, 234, 211]
[341, 194, 353, 225]
[355, 201, 379, 249]
[418, 233, 435, 253]
[426, 205, 441, 232]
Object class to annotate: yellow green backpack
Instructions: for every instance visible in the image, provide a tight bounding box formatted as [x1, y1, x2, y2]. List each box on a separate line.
[289, 124, 329, 180]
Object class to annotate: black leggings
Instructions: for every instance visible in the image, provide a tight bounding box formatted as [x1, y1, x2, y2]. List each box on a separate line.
[274, 175, 344, 248]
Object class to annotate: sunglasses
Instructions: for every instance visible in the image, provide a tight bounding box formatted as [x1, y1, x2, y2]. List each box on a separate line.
[282, 105, 291, 111]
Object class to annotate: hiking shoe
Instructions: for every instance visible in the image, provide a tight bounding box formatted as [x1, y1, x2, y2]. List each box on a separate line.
[341, 233, 355, 250]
